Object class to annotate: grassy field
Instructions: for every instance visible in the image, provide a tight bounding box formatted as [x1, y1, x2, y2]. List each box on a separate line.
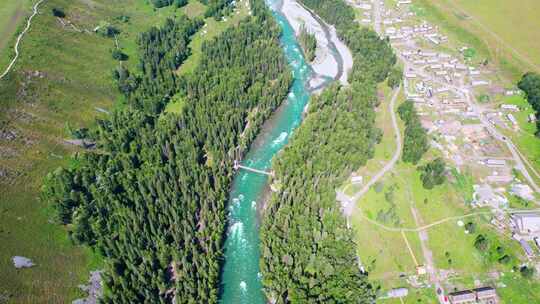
[0, 0, 33, 69]
[347, 84, 538, 302]
[350, 90, 427, 290]
[342, 86, 405, 196]
[445, 0, 540, 73]
[379, 288, 438, 304]
[498, 271, 540, 303]
[414, 0, 540, 80]
[353, 157, 537, 302]
[0, 0, 182, 302]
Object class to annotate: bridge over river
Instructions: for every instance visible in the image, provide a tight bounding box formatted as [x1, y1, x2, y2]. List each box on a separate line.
[217, 0, 337, 302]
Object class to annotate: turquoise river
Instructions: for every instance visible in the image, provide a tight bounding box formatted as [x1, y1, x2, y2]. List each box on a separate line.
[219, 0, 331, 303]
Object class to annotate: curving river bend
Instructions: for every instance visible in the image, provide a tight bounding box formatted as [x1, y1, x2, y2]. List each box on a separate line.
[219, 1, 339, 302]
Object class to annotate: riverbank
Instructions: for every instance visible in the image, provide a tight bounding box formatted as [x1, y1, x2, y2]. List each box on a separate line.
[218, 2, 315, 302]
[277, 0, 353, 89]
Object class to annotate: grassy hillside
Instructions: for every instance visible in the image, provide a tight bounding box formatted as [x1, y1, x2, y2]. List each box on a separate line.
[0, 0, 181, 302]
[0, 0, 33, 69]
[450, 0, 540, 71]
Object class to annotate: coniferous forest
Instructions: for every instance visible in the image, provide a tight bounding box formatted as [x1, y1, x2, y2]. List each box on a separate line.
[298, 25, 317, 62]
[42, 0, 291, 302]
[259, 0, 396, 302]
[43, 0, 399, 302]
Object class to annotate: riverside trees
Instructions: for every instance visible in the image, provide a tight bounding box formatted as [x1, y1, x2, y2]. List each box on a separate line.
[42, 1, 292, 302]
[260, 0, 396, 302]
[298, 25, 317, 62]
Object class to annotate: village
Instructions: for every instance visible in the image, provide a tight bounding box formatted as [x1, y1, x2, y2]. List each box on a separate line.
[342, 0, 540, 303]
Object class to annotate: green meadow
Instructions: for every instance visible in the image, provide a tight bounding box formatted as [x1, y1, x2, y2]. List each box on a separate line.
[450, 0, 540, 72]
[0, 0, 188, 302]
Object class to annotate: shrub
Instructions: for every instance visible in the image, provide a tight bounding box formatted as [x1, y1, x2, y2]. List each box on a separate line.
[418, 158, 446, 189]
[96, 22, 120, 38]
[387, 66, 402, 89]
[465, 222, 476, 233]
[474, 234, 489, 251]
[112, 49, 128, 61]
[520, 266, 535, 279]
[174, 0, 188, 7]
[52, 8, 65, 18]
[498, 254, 511, 264]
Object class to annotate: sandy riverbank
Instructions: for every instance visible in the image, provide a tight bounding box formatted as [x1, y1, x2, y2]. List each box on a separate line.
[278, 0, 353, 87]
[330, 26, 354, 84]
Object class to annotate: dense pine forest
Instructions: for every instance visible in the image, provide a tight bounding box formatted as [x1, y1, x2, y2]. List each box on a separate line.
[259, 0, 396, 302]
[200, 0, 235, 19]
[42, 0, 291, 302]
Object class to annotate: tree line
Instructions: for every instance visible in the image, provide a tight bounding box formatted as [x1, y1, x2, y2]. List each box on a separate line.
[259, 0, 397, 302]
[150, 0, 188, 9]
[397, 100, 429, 164]
[42, 0, 292, 302]
[150, 0, 234, 20]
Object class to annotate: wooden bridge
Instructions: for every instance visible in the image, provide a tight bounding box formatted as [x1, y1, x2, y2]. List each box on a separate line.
[233, 160, 274, 177]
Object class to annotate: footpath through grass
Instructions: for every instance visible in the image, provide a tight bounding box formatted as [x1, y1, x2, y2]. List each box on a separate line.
[0, 0, 33, 69]
[347, 86, 535, 301]
[342, 85, 405, 196]
[0, 0, 180, 302]
[353, 157, 536, 301]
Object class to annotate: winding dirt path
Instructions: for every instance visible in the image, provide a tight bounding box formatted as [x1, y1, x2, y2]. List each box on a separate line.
[340, 85, 402, 218]
[357, 206, 540, 233]
[0, 0, 46, 80]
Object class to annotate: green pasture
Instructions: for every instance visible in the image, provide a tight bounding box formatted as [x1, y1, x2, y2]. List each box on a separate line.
[414, 0, 538, 80]
[0, 0, 180, 302]
[451, 0, 540, 72]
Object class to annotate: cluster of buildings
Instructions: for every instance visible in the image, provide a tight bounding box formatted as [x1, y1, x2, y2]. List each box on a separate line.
[345, 0, 540, 302]
[448, 287, 499, 304]
[375, 0, 540, 301]
[380, 1, 537, 211]
[386, 21, 448, 45]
